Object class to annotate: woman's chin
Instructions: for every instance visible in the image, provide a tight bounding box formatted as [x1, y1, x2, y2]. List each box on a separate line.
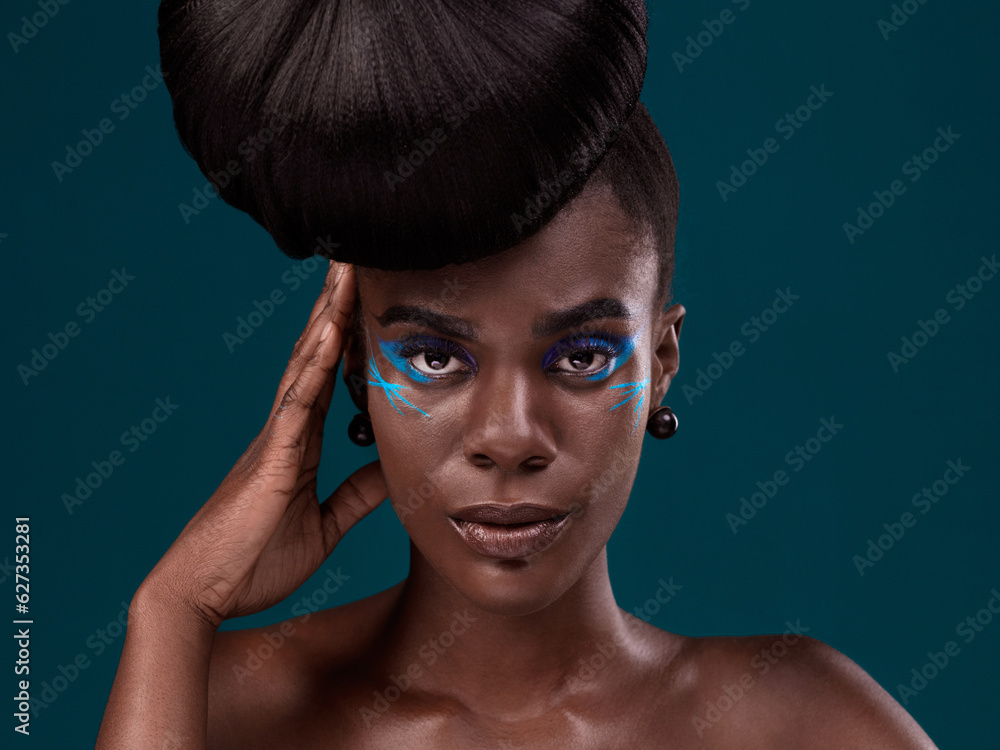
[442, 557, 588, 617]
[455, 584, 566, 617]
[406, 514, 614, 617]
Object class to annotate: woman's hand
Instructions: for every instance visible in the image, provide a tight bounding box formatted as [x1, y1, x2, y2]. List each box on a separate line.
[141, 260, 386, 630]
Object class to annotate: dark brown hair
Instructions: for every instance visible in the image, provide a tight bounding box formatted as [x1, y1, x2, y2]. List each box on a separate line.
[157, 0, 678, 277]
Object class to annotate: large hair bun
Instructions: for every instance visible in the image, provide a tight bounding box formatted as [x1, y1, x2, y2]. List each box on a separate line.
[158, 0, 647, 270]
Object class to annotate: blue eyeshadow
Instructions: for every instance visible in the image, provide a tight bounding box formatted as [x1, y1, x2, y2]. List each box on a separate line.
[365, 331, 430, 417]
[378, 335, 435, 384]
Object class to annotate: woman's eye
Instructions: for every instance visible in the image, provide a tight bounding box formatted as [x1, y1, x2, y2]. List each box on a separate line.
[383, 331, 629, 381]
[385, 335, 475, 380]
[550, 349, 611, 375]
[544, 334, 628, 378]
[409, 349, 468, 376]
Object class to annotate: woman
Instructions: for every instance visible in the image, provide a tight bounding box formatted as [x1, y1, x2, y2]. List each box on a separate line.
[98, 0, 937, 747]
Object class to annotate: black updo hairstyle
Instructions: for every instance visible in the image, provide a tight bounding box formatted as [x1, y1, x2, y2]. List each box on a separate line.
[158, 0, 678, 305]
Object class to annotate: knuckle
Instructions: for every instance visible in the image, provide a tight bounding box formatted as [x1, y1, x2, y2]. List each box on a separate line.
[260, 427, 305, 471]
[280, 379, 305, 410]
[338, 475, 369, 517]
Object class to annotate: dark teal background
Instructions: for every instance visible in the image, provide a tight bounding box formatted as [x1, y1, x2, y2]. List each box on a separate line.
[3, 0, 997, 746]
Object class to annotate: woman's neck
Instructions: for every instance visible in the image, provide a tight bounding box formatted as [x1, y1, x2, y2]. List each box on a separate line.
[372, 542, 632, 719]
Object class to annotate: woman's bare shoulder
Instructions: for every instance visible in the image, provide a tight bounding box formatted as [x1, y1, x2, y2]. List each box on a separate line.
[205, 581, 405, 749]
[657, 627, 938, 749]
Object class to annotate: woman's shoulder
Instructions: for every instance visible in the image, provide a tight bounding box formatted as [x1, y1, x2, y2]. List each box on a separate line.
[201, 599, 936, 749]
[210, 579, 402, 672]
[648, 625, 937, 749]
[205, 581, 405, 749]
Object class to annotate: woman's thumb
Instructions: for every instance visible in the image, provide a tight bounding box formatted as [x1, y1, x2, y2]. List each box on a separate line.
[318, 459, 389, 555]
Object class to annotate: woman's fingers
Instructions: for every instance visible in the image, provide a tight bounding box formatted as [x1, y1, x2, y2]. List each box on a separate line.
[263, 260, 355, 460]
[269, 261, 355, 416]
[264, 311, 344, 467]
[228, 315, 346, 545]
[236, 260, 355, 556]
[139, 262, 369, 627]
[298, 350, 339, 477]
[318, 459, 389, 556]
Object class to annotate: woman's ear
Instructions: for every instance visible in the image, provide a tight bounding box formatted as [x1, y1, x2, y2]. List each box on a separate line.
[649, 303, 685, 407]
[340, 303, 369, 415]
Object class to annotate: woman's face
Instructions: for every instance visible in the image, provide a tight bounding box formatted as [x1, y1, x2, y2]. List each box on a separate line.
[344, 183, 684, 615]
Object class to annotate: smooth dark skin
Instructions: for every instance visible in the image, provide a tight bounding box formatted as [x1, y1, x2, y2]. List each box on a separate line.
[97, 183, 937, 749]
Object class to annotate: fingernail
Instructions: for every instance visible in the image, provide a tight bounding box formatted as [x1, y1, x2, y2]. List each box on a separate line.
[320, 321, 333, 341]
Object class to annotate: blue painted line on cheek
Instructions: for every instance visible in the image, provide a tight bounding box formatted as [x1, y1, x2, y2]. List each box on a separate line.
[607, 367, 649, 433]
[365, 331, 431, 418]
[606, 320, 650, 432]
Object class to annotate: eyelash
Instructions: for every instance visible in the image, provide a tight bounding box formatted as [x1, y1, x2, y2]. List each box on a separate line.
[390, 335, 476, 379]
[542, 334, 629, 379]
[386, 332, 630, 381]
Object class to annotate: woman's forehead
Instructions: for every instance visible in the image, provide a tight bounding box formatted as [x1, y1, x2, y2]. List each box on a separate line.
[357, 184, 656, 307]
[356, 269, 656, 349]
[358, 250, 655, 322]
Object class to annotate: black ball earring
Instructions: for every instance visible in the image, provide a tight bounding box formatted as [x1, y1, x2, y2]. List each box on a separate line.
[646, 406, 678, 439]
[347, 412, 375, 446]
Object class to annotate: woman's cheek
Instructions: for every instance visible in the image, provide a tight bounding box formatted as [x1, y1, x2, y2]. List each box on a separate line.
[364, 333, 433, 419]
[603, 353, 651, 437]
[383, 461, 441, 530]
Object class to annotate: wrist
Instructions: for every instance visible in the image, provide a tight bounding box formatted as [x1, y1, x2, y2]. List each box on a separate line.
[131, 574, 223, 641]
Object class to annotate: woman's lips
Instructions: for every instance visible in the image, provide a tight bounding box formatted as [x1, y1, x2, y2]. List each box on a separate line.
[448, 504, 573, 559]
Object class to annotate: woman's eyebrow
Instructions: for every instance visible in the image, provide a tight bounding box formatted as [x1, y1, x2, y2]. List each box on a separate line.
[374, 306, 475, 340]
[373, 298, 633, 342]
[532, 298, 633, 338]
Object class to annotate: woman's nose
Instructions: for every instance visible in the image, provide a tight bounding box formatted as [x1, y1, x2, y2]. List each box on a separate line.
[462, 368, 556, 472]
